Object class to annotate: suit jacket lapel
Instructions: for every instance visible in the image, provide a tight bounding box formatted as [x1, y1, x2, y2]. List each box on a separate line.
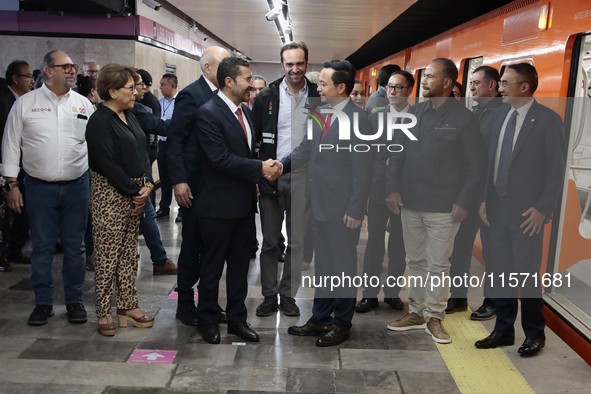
[214, 95, 250, 149]
[198, 76, 214, 102]
[511, 100, 538, 161]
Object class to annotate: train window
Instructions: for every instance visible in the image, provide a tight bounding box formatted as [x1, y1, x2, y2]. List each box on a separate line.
[463, 56, 483, 110]
[547, 33, 591, 332]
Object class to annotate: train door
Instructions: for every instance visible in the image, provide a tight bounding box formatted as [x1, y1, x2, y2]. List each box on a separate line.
[463, 56, 483, 110]
[546, 33, 591, 340]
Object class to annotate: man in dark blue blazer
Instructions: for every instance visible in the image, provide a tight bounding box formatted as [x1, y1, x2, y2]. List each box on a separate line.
[194, 56, 281, 344]
[475, 63, 566, 356]
[166, 46, 229, 326]
[281, 60, 372, 347]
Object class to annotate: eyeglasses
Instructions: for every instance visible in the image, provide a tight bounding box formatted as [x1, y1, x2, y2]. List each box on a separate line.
[50, 64, 79, 74]
[85, 70, 99, 75]
[16, 74, 34, 79]
[119, 85, 138, 92]
[136, 82, 146, 88]
[499, 80, 527, 88]
[317, 81, 338, 88]
[386, 84, 409, 92]
[452, 91, 461, 97]
[236, 77, 253, 84]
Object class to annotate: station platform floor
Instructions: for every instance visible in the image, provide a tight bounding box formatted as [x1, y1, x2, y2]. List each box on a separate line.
[1, 199, 591, 394]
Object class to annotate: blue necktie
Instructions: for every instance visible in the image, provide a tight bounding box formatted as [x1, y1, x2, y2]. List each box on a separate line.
[495, 110, 518, 199]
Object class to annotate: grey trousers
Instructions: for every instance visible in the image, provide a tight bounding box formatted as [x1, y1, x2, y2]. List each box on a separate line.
[258, 171, 309, 298]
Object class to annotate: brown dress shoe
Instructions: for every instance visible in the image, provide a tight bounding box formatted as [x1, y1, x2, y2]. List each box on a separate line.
[7, 252, 31, 264]
[0, 258, 12, 272]
[86, 255, 95, 271]
[288, 322, 332, 336]
[117, 308, 154, 328]
[316, 326, 350, 347]
[153, 259, 178, 275]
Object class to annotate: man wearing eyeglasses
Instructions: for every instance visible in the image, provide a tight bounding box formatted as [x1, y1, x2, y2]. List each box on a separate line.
[474, 63, 565, 356]
[82, 61, 100, 78]
[385, 58, 486, 344]
[1, 50, 95, 326]
[0, 60, 35, 273]
[356, 70, 415, 314]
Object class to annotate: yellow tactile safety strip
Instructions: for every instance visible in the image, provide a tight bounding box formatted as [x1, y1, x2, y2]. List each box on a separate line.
[436, 310, 535, 394]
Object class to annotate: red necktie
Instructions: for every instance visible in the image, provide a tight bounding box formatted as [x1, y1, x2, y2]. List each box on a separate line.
[320, 112, 333, 141]
[235, 107, 248, 140]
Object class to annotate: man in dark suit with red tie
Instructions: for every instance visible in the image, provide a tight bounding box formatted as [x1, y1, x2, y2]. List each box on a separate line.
[167, 46, 229, 326]
[281, 60, 373, 346]
[194, 56, 282, 344]
[475, 63, 566, 356]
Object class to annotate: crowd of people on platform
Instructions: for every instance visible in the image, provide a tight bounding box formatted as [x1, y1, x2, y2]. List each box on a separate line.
[0, 40, 565, 356]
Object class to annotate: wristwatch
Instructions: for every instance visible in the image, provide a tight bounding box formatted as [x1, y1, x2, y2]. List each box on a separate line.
[3, 182, 18, 191]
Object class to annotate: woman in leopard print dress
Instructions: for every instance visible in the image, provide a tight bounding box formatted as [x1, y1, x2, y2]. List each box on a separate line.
[85, 64, 155, 336]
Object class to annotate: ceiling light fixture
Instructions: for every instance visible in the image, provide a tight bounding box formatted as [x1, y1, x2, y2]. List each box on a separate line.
[266, 0, 293, 44]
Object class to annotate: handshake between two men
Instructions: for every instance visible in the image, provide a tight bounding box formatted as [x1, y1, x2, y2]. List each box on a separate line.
[262, 159, 283, 181]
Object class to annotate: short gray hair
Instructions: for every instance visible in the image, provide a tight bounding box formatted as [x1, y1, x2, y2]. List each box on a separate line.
[252, 75, 266, 85]
[37, 50, 58, 85]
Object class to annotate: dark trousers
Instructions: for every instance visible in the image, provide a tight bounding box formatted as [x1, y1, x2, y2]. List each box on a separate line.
[362, 203, 406, 298]
[489, 196, 546, 338]
[157, 140, 172, 211]
[197, 209, 255, 326]
[308, 218, 359, 330]
[449, 207, 480, 298]
[177, 202, 202, 303]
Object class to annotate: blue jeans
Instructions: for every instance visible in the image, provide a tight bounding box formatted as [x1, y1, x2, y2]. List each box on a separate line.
[25, 172, 89, 306]
[140, 198, 168, 266]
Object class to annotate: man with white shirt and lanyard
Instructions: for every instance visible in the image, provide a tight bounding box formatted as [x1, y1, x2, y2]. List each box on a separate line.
[2, 50, 94, 326]
[356, 70, 414, 314]
[251, 41, 320, 317]
[156, 73, 178, 220]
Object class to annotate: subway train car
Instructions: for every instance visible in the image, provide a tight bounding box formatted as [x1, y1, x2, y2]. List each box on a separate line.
[356, 0, 591, 364]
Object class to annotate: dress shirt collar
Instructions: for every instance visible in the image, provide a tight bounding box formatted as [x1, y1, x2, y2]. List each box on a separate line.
[161, 92, 178, 102]
[331, 97, 350, 112]
[279, 78, 308, 97]
[390, 104, 410, 113]
[204, 76, 218, 92]
[511, 98, 534, 116]
[218, 90, 239, 114]
[7, 86, 19, 99]
[41, 82, 71, 102]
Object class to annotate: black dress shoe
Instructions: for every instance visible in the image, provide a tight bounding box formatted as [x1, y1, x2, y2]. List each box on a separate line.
[475, 330, 515, 349]
[228, 323, 259, 342]
[277, 251, 286, 263]
[355, 298, 379, 313]
[218, 309, 227, 323]
[470, 304, 497, 321]
[66, 303, 88, 324]
[288, 322, 332, 336]
[175, 214, 182, 223]
[155, 209, 170, 218]
[279, 295, 300, 316]
[202, 324, 220, 344]
[384, 297, 404, 310]
[518, 335, 545, 356]
[316, 326, 350, 347]
[28, 305, 54, 326]
[176, 302, 200, 326]
[256, 295, 278, 317]
[445, 298, 468, 314]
